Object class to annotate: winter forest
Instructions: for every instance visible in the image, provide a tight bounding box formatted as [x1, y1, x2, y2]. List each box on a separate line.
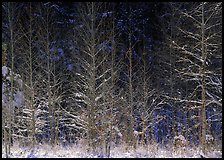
[2, 2, 222, 158]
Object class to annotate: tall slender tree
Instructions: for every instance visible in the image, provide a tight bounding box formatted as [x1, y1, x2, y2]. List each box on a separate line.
[71, 2, 114, 151]
[170, 2, 222, 154]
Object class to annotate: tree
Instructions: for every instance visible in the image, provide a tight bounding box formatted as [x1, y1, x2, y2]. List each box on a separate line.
[2, 2, 22, 156]
[20, 3, 38, 148]
[71, 2, 115, 151]
[35, 2, 64, 146]
[157, 2, 184, 142]
[169, 2, 222, 154]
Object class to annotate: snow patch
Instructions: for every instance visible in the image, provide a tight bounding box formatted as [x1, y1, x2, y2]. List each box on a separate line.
[1, 142, 222, 158]
[2, 66, 8, 77]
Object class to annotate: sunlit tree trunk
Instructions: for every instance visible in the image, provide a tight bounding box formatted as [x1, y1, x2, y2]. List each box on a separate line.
[36, 3, 62, 146]
[74, 2, 112, 151]
[169, 2, 222, 154]
[200, 2, 206, 154]
[7, 2, 15, 155]
[28, 3, 36, 148]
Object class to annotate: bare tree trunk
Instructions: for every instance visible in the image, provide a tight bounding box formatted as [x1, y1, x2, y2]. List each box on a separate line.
[127, 31, 135, 149]
[167, 2, 222, 153]
[200, 2, 206, 154]
[125, 4, 135, 149]
[35, 3, 62, 146]
[28, 3, 36, 148]
[74, 2, 115, 151]
[8, 2, 15, 154]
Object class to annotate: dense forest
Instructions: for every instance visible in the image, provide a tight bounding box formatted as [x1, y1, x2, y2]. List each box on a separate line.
[2, 2, 222, 158]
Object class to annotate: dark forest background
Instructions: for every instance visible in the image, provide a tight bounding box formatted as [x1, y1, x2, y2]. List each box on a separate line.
[2, 2, 222, 155]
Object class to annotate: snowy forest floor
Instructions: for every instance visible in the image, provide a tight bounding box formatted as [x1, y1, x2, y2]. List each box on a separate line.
[2, 141, 222, 158]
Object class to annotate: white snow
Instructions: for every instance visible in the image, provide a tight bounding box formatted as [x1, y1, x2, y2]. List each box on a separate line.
[102, 11, 112, 17]
[206, 134, 214, 142]
[14, 91, 25, 107]
[2, 83, 5, 95]
[2, 66, 8, 77]
[117, 132, 123, 138]
[2, 142, 222, 158]
[134, 130, 140, 136]
[6, 75, 11, 81]
[174, 135, 186, 141]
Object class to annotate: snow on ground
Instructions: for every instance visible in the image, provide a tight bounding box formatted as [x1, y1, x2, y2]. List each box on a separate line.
[2, 142, 222, 158]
